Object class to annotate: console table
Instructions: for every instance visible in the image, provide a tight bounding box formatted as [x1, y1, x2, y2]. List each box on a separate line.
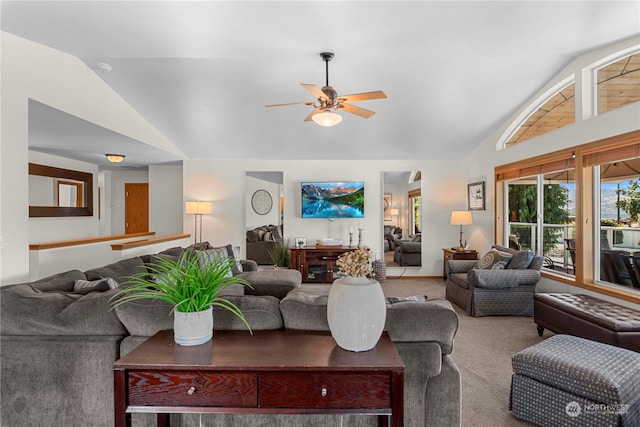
[113, 329, 404, 426]
[290, 246, 364, 283]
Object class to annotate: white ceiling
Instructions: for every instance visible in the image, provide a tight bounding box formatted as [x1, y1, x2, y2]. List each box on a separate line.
[3, 1, 639, 169]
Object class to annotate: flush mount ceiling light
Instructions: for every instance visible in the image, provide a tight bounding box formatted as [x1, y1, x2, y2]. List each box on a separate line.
[311, 110, 343, 127]
[105, 154, 125, 163]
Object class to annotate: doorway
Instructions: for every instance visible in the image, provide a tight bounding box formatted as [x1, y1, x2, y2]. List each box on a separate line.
[125, 183, 149, 234]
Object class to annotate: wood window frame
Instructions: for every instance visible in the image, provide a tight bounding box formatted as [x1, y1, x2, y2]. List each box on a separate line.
[495, 129, 640, 305]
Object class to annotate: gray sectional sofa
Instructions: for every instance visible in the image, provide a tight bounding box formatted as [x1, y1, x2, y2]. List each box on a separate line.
[1, 244, 461, 427]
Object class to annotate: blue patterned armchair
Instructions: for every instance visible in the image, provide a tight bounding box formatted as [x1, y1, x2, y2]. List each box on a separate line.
[445, 245, 543, 317]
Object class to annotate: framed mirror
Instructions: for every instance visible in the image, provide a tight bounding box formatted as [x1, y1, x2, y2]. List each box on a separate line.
[29, 163, 93, 217]
[383, 171, 422, 267]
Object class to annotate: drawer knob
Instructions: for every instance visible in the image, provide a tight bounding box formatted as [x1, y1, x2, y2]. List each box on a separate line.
[188, 386, 196, 395]
[321, 387, 327, 397]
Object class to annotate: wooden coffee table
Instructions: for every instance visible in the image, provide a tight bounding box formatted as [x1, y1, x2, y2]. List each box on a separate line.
[113, 329, 404, 426]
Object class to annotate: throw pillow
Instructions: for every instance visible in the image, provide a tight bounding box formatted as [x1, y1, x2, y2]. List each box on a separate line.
[74, 277, 119, 294]
[506, 250, 534, 270]
[198, 248, 233, 278]
[477, 249, 513, 270]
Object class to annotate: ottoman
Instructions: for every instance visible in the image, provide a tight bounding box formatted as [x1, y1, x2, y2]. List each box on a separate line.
[534, 293, 640, 352]
[510, 334, 640, 427]
[240, 268, 302, 299]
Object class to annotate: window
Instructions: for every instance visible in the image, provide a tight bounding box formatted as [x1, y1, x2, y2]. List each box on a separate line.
[597, 53, 640, 115]
[506, 82, 575, 147]
[408, 188, 421, 236]
[596, 157, 640, 290]
[505, 169, 574, 274]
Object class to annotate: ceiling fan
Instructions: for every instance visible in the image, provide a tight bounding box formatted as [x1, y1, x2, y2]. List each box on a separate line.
[265, 52, 387, 127]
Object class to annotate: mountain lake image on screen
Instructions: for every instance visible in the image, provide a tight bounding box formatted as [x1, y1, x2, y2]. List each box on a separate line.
[301, 181, 365, 219]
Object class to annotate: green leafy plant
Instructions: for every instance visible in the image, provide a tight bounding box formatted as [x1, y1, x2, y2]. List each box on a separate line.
[109, 252, 251, 331]
[616, 179, 640, 221]
[271, 241, 290, 267]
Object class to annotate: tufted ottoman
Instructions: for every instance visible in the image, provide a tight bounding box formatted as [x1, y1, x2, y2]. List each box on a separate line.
[510, 335, 640, 426]
[534, 293, 640, 352]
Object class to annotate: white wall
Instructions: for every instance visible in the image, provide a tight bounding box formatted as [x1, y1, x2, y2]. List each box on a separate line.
[184, 159, 462, 277]
[245, 176, 281, 230]
[149, 164, 183, 236]
[0, 32, 183, 284]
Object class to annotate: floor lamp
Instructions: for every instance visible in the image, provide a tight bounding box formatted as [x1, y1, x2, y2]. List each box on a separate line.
[185, 201, 212, 243]
[450, 211, 472, 251]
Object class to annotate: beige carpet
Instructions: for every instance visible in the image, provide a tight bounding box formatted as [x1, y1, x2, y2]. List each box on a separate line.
[380, 278, 542, 427]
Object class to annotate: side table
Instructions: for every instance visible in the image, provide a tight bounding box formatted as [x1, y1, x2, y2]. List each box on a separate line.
[442, 248, 478, 279]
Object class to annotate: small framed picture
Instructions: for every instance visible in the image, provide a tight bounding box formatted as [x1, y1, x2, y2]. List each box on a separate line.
[468, 181, 485, 211]
[295, 237, 307, 248]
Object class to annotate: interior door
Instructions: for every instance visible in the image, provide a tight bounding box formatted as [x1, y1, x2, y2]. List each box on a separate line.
[125, 183, 148, 233]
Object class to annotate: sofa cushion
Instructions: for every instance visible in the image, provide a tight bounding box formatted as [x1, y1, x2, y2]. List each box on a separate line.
[27, 269, 87, 293]
[114, 295, 283, 336]
[84, 257, 146, 284]
[477, 249, 512, 270]
[281, 285, 459, 354]
[0, 284, 126, 336]
[73, 277, 119, 294]
[240, 269, 302, 299]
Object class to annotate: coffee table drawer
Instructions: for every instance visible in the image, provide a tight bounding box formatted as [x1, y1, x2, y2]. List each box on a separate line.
[259, 372, 390, 408]
[128, 371, 257, 407]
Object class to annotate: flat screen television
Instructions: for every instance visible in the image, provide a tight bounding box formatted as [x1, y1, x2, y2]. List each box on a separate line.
[301, 181, 364, 219]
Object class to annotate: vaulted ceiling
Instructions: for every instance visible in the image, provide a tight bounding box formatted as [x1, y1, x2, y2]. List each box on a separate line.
[2, 1, 639, 169]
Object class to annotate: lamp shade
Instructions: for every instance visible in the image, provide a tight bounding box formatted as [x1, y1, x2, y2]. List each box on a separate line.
[390, 208, 399, 216]
[450, 211, 472, 225]
[185, 201, 212, 214]
[312, 111, 343, 127]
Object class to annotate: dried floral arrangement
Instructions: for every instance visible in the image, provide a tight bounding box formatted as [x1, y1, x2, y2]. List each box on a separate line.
[336, 248, 372, 277]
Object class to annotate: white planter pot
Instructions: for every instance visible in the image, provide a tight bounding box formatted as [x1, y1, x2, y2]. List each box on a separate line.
[327, 276, 387, 352]
[173, 307, 213, 346]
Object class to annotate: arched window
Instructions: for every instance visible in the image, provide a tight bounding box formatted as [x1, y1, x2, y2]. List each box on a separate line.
[506, 82, 575, 147]
[597, 52, 640, 115]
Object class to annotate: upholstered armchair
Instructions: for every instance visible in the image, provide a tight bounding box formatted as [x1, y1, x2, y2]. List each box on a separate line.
[246, 225, 283, 265]
[445, 245, 543, 317]
[383, 225, 402, 252]
[393, 234, 421, 266]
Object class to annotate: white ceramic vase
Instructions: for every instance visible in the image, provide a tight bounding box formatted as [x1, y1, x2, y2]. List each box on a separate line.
[173, 307, 213, 346]
[327, 276, 387, 352]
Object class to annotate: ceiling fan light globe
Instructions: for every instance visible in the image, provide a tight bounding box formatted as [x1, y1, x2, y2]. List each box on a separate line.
[312, 111, 342, 127]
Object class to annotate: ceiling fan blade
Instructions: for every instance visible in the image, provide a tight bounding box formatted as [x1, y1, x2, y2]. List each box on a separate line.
[301, 83, 330, 101]
[265, 101, 314, 108]
[304, 108, 323, 122]
[339, 91, 387, 103]
[340, 103, 376, 119]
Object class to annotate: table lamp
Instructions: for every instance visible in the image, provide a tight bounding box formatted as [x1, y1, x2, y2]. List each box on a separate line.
[450, 211, 472, 251]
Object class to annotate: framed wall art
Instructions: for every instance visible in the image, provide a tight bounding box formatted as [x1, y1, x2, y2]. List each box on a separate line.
[383, 194, 392, 221]
[468, 181, 485, 211]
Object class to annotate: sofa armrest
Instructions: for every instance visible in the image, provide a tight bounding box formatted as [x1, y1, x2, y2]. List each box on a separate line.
[447, 259, 477, 274]
[384, 298, 459, 354]
[467, 268, 541, 289]
[240, 259, 258, 272]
